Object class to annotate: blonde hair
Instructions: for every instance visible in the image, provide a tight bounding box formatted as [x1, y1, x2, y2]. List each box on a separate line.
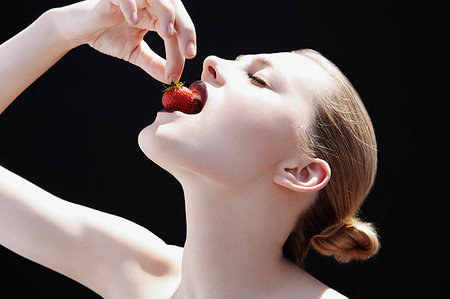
[283, 49, 380, 268]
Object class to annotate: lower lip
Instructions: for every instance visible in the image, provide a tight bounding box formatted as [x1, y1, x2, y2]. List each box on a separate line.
[156, 109, 186, 118]
[158, 81, 207, 115]
[159, 108, 176, 113]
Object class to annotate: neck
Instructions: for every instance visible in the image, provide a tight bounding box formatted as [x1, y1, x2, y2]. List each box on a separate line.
[173, 174, 305, 298]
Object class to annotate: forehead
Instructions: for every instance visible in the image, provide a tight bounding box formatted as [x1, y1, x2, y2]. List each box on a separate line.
[267, 52, 330, 89]
[262, 52, 327, 125]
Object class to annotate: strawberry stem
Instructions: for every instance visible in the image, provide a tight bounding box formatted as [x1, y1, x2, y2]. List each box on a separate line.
[162, 81, 184, 92]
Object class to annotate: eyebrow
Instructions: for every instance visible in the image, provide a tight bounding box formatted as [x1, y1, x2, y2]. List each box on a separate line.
[236, 54, 286, 92]
[235, 55, 274, 68]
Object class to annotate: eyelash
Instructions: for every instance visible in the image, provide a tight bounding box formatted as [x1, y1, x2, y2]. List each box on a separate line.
[247, 73, 268, 87]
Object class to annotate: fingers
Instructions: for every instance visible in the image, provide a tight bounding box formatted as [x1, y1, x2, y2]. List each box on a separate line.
[115, 0, 196, 82]
[146, 0, 176, 38]
[115, 0, 197, 58]
[114, 0, 139, 24]
[172, 0, 196, 58]
[164, 35, 185, 83]
[133, 38, 184, 84]
[145, 0, 196, 59]
[123, 0, 197, 59]
[133, 40, 167, 83]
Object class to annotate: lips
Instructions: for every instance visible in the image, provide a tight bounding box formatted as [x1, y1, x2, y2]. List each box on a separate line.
[188, 80, 208, 113]
[160, 80, 208, 115]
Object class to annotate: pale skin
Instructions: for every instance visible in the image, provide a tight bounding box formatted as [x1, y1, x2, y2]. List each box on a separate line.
[0, 1, 346, 298]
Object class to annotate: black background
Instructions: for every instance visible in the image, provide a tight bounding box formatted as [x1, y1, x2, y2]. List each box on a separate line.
[0, 1, 439, 298]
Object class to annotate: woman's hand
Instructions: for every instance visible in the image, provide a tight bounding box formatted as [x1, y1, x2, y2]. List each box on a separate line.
[0, 0, 194, 112]
[57, 0, 196, 83]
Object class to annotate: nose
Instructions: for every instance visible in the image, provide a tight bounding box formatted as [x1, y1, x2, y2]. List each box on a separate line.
[201, 56, 227, 87]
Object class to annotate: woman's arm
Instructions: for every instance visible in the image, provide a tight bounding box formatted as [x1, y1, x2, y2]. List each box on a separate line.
[0, 165, 180, 297]
[1, 0, 192, 295]
[0, 9, 70, 114]
[0, 0, 196, 114]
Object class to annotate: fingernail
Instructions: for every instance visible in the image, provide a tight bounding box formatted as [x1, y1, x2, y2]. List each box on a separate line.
[185, 41, 196, 57]
[131, 11, 139, 24]
[166, 22, 174, 36]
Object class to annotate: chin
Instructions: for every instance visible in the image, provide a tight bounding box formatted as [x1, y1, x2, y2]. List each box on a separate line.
[137, 121, 203, 180]
[138, 121, 172, 170]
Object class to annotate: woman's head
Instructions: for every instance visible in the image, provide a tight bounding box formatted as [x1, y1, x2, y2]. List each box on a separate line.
[138, 49, 379, 267]
[139, 51, 322, 186]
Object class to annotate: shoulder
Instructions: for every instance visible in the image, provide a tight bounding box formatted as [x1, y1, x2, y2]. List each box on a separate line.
[98, 225, 183, 298]
[107, 242, 183, 298]
[73, 209, 183, 298]
[321, 288, 348, 299]
[280, 263, 347, 299]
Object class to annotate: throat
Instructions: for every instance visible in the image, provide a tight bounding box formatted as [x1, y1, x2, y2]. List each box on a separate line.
[178, 236, 288, 298]
[173, 174, 306, 298]
[177, 195, 292, 298]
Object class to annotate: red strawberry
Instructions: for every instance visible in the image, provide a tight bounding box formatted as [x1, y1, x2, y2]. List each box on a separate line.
[162, 81, 202, 114]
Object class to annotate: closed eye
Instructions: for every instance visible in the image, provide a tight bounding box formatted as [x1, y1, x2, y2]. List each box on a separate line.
[248, 73, 269, 88]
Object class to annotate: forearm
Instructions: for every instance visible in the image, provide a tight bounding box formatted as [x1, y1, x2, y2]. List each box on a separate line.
[0, 8, 74, 114]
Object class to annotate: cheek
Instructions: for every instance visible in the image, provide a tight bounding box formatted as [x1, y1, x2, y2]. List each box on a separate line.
[136, 88, 301, 185]
[199, 92, 297, 180]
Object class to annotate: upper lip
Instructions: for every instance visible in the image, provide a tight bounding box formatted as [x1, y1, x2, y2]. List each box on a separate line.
[188, 80, 208, 112]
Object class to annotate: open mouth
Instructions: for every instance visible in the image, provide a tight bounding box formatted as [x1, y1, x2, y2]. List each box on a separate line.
[160, 80, 208, 115]
[188, 80, 208, 114]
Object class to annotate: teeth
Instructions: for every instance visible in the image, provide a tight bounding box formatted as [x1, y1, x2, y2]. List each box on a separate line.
[188, 80, 207, 113]
[193, 91, 202, 101]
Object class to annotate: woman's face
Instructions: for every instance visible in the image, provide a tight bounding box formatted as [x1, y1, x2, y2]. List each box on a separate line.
[138, 52, 326, 184]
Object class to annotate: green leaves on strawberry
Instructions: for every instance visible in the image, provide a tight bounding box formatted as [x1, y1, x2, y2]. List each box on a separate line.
[162, 81, 202, 114]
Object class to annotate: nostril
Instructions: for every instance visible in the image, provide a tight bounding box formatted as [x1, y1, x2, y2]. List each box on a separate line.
[208, 65, 217, 79]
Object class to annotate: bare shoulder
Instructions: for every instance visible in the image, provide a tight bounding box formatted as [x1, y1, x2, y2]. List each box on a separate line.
[167, 244, 184, 263]
[47, 203, 183, 297]
[97, 213, 184, 271]
[307, 275, 347, 299]
[321, 288, 348, 299]
[280, 262, 347, 299]
[112, 240, 183, 298]
[92, 214, 183, 298]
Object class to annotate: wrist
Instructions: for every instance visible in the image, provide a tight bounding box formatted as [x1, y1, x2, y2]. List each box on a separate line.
[43, 6, 85, 51]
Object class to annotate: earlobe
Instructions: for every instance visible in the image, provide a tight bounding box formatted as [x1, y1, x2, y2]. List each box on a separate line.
[273, 158, 331, 193]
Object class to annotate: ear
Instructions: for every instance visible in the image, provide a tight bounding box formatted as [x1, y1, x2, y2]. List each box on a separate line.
[273, 158, 331, 193]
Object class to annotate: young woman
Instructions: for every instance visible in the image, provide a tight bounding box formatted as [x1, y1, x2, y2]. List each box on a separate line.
[0, 0, 379, 298]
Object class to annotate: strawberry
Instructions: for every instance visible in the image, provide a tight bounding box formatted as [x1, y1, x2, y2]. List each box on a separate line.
[162, 81, 202, 114]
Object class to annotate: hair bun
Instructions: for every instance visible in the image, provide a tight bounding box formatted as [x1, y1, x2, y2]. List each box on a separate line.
[311, 218, 380, 263]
